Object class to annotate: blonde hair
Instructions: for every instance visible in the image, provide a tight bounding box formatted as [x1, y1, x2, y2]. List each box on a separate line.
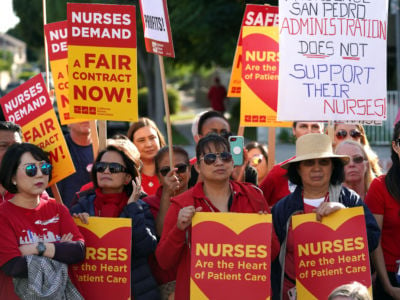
[335, 140, 379, 193]
[328, 281, 371, 300]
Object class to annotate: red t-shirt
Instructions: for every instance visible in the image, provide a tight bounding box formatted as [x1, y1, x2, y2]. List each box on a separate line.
[365, 175, 400, 272]
[0, 197, 84, 299]
[141, 173, 160, 196]
[260, 157, 297, 208]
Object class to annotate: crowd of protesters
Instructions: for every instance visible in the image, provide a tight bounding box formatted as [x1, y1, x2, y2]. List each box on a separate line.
[0, 113, 399, 300]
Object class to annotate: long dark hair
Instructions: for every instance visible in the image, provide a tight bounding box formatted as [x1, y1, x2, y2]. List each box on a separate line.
[385, 121, 400, 202]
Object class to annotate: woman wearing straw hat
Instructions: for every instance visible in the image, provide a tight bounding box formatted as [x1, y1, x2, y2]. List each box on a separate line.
[271, 133, 380, 300]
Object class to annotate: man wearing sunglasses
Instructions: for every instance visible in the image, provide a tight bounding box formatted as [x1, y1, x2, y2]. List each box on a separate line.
[259, 121, 325, 208]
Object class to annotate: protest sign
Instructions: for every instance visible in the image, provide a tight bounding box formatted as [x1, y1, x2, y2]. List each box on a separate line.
[71, 217, 132, 300]
[241, 26, 291, 128]
[277, 0, 388, 121]
[228, 5, 278, 98]
[44, 21, 85, 125]
[191, 212, 272, 299]
[139, 0, 175, 57]
[67, 3, 138, 122]
[0, 74, 75, 185]
[292, 207, 371, 299]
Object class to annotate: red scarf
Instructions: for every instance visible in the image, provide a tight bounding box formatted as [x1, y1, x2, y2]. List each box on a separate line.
[94, 188, 128, 217]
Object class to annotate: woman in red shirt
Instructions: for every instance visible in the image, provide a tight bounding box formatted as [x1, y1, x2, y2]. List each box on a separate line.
[156, 134, 279, 299]
[366, 121, 400, 299]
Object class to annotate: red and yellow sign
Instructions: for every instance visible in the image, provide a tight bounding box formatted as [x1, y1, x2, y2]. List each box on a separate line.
[71, 217, 132, 300]
[241, 26, 291, 128]
[191, 212, 272, 299]
[292, 207, 372, 299]
[67, 3, 138, 121]
[44, 21, 86, 124]
[0, 74, 75, 185]
[228, 4, 278, 98]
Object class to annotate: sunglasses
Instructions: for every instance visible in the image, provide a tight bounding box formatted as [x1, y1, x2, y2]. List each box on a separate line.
[94, 162, 127, 174]
[200, 152, 233, 165]
[251, 155, 263, 166]
[159, 163, 188, 177]
[350, 155, 365, 164]
[335, 129, 362, 140]
[23, 162, 52, 177]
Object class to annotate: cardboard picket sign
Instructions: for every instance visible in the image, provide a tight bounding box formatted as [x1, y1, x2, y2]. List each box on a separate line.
[191, 212, 272, 299]
[70, 217, 132, 300]
[67, 3, 138, 122]
[139, 0, 175, 57]
[44, 21, 87, 125]
[241, 26, 291, 128]
[0, 74, 75, 185]
[277, 0, 388, 121]
[292, 207, 372, 299]
[228, 4, 278, 98]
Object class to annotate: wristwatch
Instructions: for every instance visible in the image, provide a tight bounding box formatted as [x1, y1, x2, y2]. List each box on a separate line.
[37, 242, 46, 256]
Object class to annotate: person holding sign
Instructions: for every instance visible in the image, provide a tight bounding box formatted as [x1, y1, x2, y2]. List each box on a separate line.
[156, 134, 279, 300]
[0, 143, 85, 300]
[365, 121, 400, 299]
[127, 117, 166, 196]
[71, 140, 160, 300]
[271, 133, 380, 300]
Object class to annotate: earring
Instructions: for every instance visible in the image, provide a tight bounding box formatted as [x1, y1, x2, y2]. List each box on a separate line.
[12, 181, 16, 185]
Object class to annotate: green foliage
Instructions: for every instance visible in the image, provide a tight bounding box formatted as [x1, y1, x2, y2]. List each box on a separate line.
[0, 50, 13, 71]
[138, 86, 181, 116]
[18, 71, 36, 80]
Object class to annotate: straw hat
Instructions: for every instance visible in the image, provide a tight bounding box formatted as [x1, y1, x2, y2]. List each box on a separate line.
[281, 133, 349, 169]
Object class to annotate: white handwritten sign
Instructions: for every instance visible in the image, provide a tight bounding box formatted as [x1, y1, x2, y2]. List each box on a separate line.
[277, 0, 388, 121]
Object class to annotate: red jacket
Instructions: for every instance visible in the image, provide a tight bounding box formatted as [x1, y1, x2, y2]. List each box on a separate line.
[259, 156, 296, 208]
[156, 181, 279, 300]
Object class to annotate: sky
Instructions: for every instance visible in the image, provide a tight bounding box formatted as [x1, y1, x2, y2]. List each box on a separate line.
[0, 0, 20, 33]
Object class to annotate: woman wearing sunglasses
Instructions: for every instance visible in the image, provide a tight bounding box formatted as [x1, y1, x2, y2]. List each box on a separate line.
[335, 140, 376, 200]
[142, 146, 190, 299]
[156, 134, 279, 300]
[365, 121, 400, 299]
[71, 141, 160, 300]
[0, 143, 85, 299]
[333, 123, 381, 177]
[271, 134, 380, 300]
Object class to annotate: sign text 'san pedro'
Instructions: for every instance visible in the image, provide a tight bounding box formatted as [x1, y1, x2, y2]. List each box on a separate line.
[0, 74, 75, 185]
[67, 3, 138, 121]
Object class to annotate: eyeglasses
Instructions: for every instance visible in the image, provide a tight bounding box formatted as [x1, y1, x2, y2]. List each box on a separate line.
[159, 163, 188, 177]
[22, 162, 52, 177]
[94, 162, 127, 174]
[251, 155, 263, 166]
[350, 155, 366, 164]
[335, 129, 362, 140]
[200, 152, 233, 165]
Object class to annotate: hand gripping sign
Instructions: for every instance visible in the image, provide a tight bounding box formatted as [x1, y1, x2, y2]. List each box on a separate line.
[292, 207, 372, 299]
[67, 3, 138, 122]
[0, 74, 75, 185]
[191, 212, 272, 299]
